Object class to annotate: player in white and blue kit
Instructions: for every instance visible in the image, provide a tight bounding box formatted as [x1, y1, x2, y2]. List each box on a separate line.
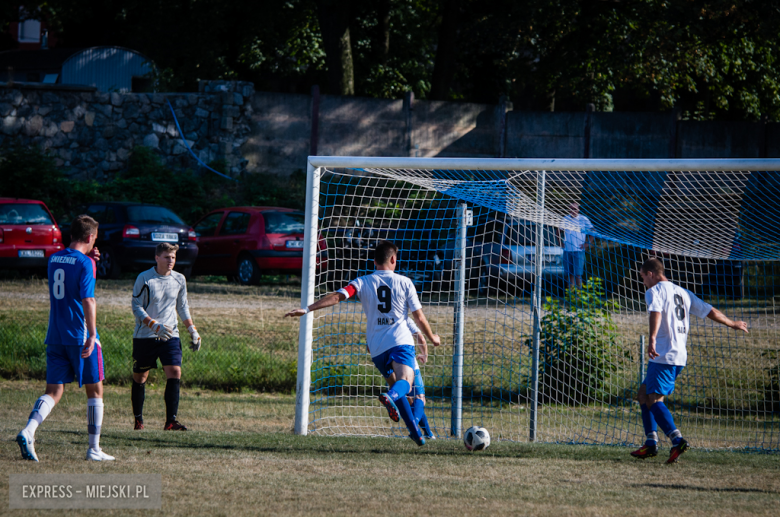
[16, 215, 115, 462]
[632, 258, 748, 463]
[285, 240, 440, 445]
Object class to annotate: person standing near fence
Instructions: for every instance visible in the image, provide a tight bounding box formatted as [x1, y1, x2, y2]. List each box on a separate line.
[130, 242, 201, 431]
[562, 202, 595, 289]
[16, 215, 115, 462]
[632, 257, 748, 463]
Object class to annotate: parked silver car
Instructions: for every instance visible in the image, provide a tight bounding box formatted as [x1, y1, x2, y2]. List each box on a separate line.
[478, 220, 565, 296]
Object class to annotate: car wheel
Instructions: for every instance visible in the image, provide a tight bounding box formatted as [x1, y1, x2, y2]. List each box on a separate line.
[96, 246, 121, 279]
[179, 266, 193, 281]
[237, 255, 260, 285]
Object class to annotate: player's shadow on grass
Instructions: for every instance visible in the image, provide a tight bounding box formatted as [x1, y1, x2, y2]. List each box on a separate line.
[103, 432, 535, 458]
[635, 483, 778, 495]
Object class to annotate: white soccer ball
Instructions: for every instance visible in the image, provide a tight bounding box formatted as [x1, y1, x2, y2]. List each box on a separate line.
[463, 426, 491, 451]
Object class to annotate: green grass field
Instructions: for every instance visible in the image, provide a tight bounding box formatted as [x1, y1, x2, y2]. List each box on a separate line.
[1, 277, 778, 450]
[1, 380, 779, 516]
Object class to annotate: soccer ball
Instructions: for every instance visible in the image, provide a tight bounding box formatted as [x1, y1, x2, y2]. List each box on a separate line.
[463, 426, 490, 451]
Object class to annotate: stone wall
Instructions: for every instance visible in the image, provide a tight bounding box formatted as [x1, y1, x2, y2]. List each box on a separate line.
[2, 80, 779, 182]
[0, 80, 255, 179]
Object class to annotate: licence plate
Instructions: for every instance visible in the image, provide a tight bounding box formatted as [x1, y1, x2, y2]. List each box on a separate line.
[286, 240, 304, 249]
[19, 250, 44, 258]
[152, 233, 178, 242]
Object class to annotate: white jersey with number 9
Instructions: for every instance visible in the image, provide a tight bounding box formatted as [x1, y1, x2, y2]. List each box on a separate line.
[338, 270, 423, 358]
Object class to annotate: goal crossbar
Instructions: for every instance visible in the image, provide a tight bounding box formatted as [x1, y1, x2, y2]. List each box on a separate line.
[308, 156, 780, 172]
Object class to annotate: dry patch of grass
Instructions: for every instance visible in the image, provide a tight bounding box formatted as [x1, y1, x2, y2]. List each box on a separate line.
[1, 380, 779, 517]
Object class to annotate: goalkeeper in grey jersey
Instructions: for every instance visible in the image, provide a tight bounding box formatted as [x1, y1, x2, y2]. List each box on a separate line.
[130, 242, 201, 431]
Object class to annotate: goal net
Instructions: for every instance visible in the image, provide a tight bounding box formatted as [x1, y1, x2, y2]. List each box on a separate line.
[294, 158, 780, 451]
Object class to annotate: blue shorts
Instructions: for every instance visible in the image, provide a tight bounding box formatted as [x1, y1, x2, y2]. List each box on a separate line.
[564, 251, 586, 277]
[132, 338, 183, 373]
[410, 368, 426, 398]
[643, 362, 685, 396]
[46, 342, 105, 387]
[372, 345, 416, 378]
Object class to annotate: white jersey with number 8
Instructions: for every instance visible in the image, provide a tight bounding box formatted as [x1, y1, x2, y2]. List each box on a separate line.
[645, 281, 713, 366]
[338, 270, 423, 358]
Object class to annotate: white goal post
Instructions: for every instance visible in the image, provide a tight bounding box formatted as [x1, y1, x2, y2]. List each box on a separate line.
[294, 156, 780, 451]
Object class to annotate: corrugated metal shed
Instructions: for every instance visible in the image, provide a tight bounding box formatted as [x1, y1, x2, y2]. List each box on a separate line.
[61, 46, 154, 93]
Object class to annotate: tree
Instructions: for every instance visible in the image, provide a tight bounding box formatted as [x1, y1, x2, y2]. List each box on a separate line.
[316, 0, 355, 95]
[17, 0, 780, 121]
[430, 0, 460, 100]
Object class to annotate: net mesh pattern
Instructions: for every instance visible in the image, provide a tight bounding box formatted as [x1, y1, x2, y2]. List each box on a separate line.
[304, 167, 780, 450]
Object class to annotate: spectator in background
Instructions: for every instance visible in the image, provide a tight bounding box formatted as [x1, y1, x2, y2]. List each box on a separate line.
[562, 203, 594, 289]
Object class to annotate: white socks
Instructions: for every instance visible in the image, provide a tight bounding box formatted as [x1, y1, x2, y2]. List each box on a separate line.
[23, 394, 105, 450]
[87, 398, 104, 450]
[24, 394, 55, 437]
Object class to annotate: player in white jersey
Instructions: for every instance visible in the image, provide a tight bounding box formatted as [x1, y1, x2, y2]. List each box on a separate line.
[130, 242, 201, 431]
[285, 240, 440, 445]
[631, 258, 748, 463]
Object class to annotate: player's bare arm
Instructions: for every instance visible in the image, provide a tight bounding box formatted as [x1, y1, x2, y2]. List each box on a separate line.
[706, 308, 749, 333]
[415, 331, 429, 365]
[82, 297, 97, 359]
[284, 292, 346, 318]
[647, 311, 662, 359]
[411, 308, 440, 347]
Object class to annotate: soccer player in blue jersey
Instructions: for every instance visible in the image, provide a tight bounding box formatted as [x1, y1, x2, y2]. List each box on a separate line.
[631, 258, 748, 463]
[16, 215, 115, 462]
[285, 240, 440, 446]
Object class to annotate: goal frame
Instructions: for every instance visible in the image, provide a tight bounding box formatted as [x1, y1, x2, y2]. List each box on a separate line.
[293, 156, 780, 438]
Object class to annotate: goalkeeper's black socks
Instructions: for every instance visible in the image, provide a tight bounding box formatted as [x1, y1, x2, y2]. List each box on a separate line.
[165, 378, 181, 423]
[131, 380, 145, 422]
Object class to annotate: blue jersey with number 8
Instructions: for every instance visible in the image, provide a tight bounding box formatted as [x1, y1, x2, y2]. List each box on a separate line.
[45, 248, 99, 346]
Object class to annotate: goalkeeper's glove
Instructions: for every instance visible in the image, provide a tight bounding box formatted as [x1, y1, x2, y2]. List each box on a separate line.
[146, 319, 174, 340]
[188, 325, 201, 351]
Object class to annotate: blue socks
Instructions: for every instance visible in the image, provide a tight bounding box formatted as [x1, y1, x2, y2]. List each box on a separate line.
[649, 401, 683, 445]
[387, 380, 421, 440]
[413, 398, 425, 423]
[640, 404, 658, 446]
[387, 380, 410, 401]
[395, 396, 421, 439]
[415, 400, 432, 436]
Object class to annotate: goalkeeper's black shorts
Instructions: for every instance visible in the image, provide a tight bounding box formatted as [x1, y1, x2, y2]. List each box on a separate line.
[132, 338, 182, 373]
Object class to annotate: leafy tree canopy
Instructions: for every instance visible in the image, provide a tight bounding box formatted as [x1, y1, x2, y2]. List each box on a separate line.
[2, 1, 778, 120]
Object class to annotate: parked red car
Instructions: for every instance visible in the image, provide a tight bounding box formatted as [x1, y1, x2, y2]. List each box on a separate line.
[0, 198, 63, 274]
[191, 207, 325, 284]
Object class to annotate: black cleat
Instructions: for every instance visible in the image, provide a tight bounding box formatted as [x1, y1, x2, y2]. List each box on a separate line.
[134, 418, 144, 430]
[164, 420, 188, 431]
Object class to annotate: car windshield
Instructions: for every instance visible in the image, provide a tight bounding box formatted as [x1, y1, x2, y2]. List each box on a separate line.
[506, 223, 560, 247]
[0, 203, 53, 225]
[264, 212, 305, 234]
[126, 206, 185, 225]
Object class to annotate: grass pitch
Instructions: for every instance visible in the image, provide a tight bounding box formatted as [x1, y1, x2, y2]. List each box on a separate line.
[1, 380, 779, 517]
